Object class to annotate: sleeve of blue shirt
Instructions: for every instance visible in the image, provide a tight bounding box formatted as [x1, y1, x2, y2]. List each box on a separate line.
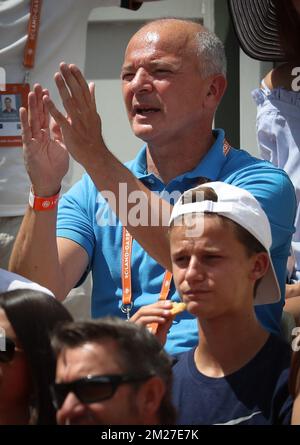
[57, 174, 97, 283]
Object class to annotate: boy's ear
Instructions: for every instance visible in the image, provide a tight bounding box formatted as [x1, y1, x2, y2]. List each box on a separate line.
[250, 252, 269, 281]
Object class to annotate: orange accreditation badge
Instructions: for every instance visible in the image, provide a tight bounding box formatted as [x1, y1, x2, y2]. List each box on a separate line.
[0, 83, 30, 147]
[0, 0, 42, 147]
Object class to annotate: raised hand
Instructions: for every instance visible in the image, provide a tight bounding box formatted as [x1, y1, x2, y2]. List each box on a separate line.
[44, 63, 105, 169]
[20, 84, 69, 196]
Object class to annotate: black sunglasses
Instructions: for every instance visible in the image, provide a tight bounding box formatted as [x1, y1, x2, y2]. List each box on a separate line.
[50, 373, 153, 410]
[0, 336, 17, 363]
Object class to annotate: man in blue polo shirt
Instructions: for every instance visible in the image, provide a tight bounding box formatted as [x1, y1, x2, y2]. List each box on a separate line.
[10, 19, 296, 355]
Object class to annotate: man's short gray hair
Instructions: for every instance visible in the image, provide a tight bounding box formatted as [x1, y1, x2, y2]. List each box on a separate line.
[195, 29, 227, 77]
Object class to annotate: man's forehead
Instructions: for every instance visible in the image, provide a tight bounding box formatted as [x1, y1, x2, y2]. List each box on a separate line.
[132, 19, 203, 39]
[122, 50, 182, 69]
[126, 23, 199, 56]
[58, 343, 104, 366]
[143, 30, 160, 44]
[56, 341, 121, 381]
[123, 36, 196, 70]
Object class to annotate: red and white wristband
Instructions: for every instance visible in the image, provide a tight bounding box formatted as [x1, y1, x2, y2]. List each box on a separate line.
[29, 187, 60, 211]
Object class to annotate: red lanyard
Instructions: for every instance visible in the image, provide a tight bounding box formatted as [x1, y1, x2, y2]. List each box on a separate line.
[121, 227, 172, 320]
[23, 0, 42, 71]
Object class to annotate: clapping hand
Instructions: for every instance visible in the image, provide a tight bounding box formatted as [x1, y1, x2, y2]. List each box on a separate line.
[20, 84, 69, 196]
[43, 63, 106, 170]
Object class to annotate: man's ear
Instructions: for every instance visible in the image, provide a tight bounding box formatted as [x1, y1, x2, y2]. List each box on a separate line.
[205, 74, 227, 109]
[136, 376, 165, 424]
[250, 252, 270, 282]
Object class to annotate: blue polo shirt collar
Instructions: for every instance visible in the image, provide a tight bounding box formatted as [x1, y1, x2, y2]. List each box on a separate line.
[126, 144, 149, 179]
[176, 129, 227, 182]
[127, 129, 227, 183]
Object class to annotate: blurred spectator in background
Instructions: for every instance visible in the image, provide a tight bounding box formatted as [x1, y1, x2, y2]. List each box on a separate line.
[0, 289, 72, 424]
[51, 317, 175, 425]
[229, 0, 300, 326]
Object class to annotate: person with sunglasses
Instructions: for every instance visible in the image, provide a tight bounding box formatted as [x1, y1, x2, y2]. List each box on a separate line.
[0, 289, 72, 425]
[50, 317, 176, 425]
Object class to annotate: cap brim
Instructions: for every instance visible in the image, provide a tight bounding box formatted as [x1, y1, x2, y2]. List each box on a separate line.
[254, 257, 281, 305]
[228, 0, 285, 61]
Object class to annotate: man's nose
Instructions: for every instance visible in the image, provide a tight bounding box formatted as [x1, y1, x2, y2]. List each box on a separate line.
[131, 68, 153, 94]
[57, 392, 86, 425]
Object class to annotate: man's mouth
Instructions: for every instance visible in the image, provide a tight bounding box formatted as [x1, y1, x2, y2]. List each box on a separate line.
[134, 106, 160, 116]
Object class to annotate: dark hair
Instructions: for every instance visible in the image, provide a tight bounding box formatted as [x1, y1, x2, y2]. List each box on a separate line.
[0, 289, 73, 425]
[289, 350, 300, 399]
[275, 0, 300, 62]
[52, 317, 176, 424]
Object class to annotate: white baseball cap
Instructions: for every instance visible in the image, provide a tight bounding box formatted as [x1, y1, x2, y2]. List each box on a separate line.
[169, 181, 281, 306]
